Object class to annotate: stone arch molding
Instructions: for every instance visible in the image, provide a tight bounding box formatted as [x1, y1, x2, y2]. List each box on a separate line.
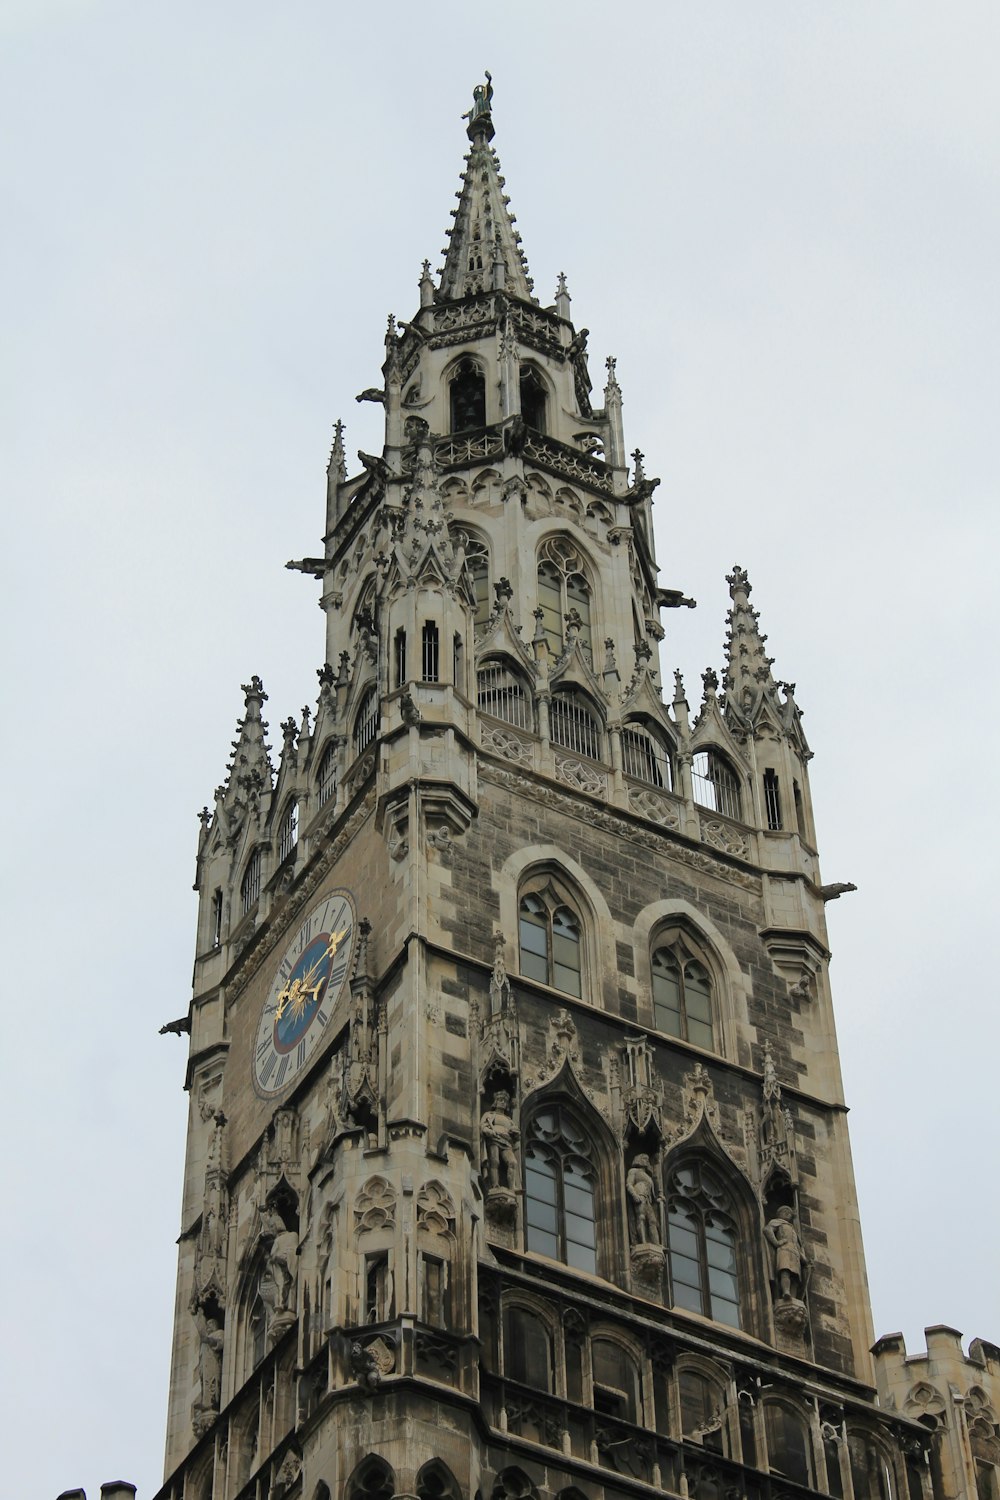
[633, 896, 751, 1061]
[498, 843, 618, 1010]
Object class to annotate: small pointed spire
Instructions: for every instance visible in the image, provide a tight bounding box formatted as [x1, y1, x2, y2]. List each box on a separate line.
[723, 564, 779, 710]
[439, 74, 535, 303]
[419, 259, 434, 308]
[555, 271, 571, 320]
[328, 420, 347, 483]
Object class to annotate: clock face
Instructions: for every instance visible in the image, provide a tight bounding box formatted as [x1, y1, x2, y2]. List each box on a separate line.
[252, 889, 357, 1098]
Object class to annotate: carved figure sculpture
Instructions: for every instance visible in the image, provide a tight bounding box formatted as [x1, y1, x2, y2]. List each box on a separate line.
[260, 1205, 298, 1315]
[764, 1206, 806, 1300]
[481, 1089, 519, 1190]
[463, 71, 493, 124]
[194, 1308, 224, 1413]
[626, 1154, 662, 1246]
[350, 1339, 382, 1393]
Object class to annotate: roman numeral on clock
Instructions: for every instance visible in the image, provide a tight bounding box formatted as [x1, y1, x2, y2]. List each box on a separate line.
[260, 1053, 277, 1085]
[296, 1039, 307, 1069]
[275, 1056, 289, 1089]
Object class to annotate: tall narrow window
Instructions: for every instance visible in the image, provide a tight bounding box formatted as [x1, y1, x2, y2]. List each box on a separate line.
[503, 1305, 553, 1390]
[536, 538, 594, 659]
[365, 1252, 390, 1323]
[763, 768, 782, 830]
[394, 627, 407, 689]
[519, 367, 547, 431]
[519, 889, 582, 996]
[793, 779, 806, 837]
[240, 849, 261, 914]
[449, 359, 485, 432]
[453, 633, 463, 692]
[477, 662, 533, 731]
[318, 742, 337, 805]
[353, 687, 379, 753]
[651, 932, 715, 1050]
[679, 1369, 726, 1453]
[691, 749, 743, 821]
[591, 1340, 641, 1424]
[764, 1403, 812, 1488]
[525, 1106, 596, 1273]
[666, 1160, 741, 1328]
[211, 889, 223, 949]
[849, 1436, 894, 1500]
[278, 799, 298, 862]
[464, 537, 491, 626]
[550, 690, 602, 761]
[622, 724, 673, 789]
[421, 1255, 446, 1326]
[421, 621, 440, 682]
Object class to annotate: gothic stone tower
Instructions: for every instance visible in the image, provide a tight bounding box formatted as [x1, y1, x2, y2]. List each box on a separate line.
[157, 79, 941, 1500]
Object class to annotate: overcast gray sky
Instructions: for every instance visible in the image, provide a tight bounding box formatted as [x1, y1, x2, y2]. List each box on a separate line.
[2, 3, 997, 1496]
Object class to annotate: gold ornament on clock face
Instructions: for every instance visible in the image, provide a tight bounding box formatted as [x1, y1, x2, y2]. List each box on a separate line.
[252, 889, 356, 1097]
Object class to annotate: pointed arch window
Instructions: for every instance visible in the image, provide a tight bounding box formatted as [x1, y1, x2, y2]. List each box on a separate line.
[550, 689, 602, 762]
[651, 931, 715, 1050]
[519, 366, 547, 432]
[240, 849, 262, 914]
[537, 537, 593, 659]
[764, 1402, 813, 1488]
[346, 1458, 395, 1500]
[317, 743, 337, 806]
[666, 1160, 741, 1328]
[278, 799, 298, 862]
[622, 723, 673, 789]
[848, 1434, 895, 1500]
[691, 749, 743, 821]
[477, 660, 533, 731]
[449, 359, 486, 432]
[519, 886, 582, 997]
[525, 1105, 596, 1273]
[353, 686, 379, 753]
[461, 533, 491, 626]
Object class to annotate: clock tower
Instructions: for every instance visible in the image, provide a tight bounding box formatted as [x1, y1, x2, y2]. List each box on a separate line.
[155, 78, 976, 1500]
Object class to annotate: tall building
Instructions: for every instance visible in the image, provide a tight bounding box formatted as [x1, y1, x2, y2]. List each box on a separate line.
[154, 79, 998, 1500]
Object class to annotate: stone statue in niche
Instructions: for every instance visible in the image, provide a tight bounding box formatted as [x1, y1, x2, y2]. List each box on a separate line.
[626, 1150, 666, 1291]
[192, 1305, 224, 1437]
[260, 1202, 298, 1319]
[626, 1154, 662, 1246]
[481, 1088, 519, 1191]
[764, 1205, 811, 1338]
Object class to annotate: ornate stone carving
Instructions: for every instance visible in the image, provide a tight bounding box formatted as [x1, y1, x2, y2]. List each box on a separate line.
[481, 1088, 519, 1193]
[481, 723, 532, 765]
[700, 815, 751, 860]
[759, 1042, 797, 1187]
[555, 755, 606, 796]
[478, 931, 519, 1089]
[350, 1336, 394, 1392]
[272, 1449, 302, 1498]
[259, 1201, 298, 1319]
[354, 1176, 396, 1234]
[341, 920, 381, 1141]
[626, 1154, 663, 1247]
[619, 1035, 663, 1138]
[416, 1181, 456, 1237]
[627, 785, 681, 829]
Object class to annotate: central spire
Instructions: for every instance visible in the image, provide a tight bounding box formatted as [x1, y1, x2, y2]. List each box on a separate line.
[437, 74, 536, 304]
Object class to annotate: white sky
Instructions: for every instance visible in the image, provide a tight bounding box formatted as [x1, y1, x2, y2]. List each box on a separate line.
[2, 4, 997, 1496]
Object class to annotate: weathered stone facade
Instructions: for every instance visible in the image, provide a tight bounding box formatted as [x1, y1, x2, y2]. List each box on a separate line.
[153, 78, 995, 1500]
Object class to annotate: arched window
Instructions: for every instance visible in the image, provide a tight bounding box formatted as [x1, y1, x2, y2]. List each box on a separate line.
[248, 1266, 268, 1368]
[317, 742, 337, 806]
[278, 799, 298, 862]
[449, 359, 486, 432]
[537, 537, 593, 658]
[346, 1457, 395, 1500]
[591, 1338, 641, 1424]
[550, 689, 602, 761]
[849, 1434, 895, 1500]
[525, 1105, 597, 1273]
[416, 1463, 461, 1500]
[240, 849, 261, 914]
[763, 767, 782, 830]
[353, 687, 379, 754]
[520, 366, 547, 431]
[622, 723, 673, 789]
[503, 1304, 553, 1390]
[463, 533, 491, 626]
[519, 886, 582, 996]
[651, 930, 715, 1050]
[421, 621, 440, 682]
[764, 1402, 813, 1488]
[666, 1159, 741, 1328]
[477, 661, 533, 731]
[691, 748, 743, 821]
[678, 1367, 727, 1453]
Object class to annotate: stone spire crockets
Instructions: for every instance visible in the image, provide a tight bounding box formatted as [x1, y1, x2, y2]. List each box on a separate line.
[722, 564, 778, 720]
[438, 74, 536, 303]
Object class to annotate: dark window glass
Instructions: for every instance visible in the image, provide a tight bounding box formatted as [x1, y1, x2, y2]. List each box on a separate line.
[680, 1369, 725, 1453]
[764, 1403, 812, 1487]
[421, 621, 440, 682]
[666, 1161, 741, 1327]
[622, 725, 673, 789]
[450, 360, 485, 431]
[518, 891, 581, 996]
[394, 628, 406, 689]
[503, 1305, 553, 1390]
[763, 767, 782, 830]
[592, 1339, 640, 1424]
[691, 749, 743, 821]
[525, 1106, 596, 1274]
[652, 937, 715, 1050]
[520, 367, 547, 431]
